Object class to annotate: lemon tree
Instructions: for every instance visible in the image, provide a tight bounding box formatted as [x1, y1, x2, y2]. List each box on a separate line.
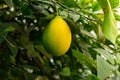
[0, 0, 120, 80]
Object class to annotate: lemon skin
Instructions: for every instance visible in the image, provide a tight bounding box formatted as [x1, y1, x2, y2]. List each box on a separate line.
[42, 16, 72, 56]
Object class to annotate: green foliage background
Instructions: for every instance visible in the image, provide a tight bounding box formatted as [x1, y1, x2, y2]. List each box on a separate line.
[0, 0, 120, 80]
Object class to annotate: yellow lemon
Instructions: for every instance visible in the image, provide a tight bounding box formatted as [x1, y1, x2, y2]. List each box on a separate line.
[42, 16, 72, 56]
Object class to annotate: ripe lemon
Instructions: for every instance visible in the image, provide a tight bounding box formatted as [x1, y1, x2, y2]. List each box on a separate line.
[42, 16, 72, 56]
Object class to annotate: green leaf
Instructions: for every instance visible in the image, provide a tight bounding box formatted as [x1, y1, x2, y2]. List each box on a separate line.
[103, 9, 118, 44]
[88, 74, 99, 80]
[20, 34, 39, 57]
[24, 72, 36, 80]
[97, 55, 113, 80]
[61, 0, 78, 8]
[0, 26, 15, 34]
[25, 42, 35, 57]
[72, 49, 96, 69]
[0, 22, 23, 32]
[20, 3, 32, 15]
[0, 26, 15, 43]
[92, 1, 101, 11]
[65, 18, 80, 34]
[10, 55, 16, 64]
[109, 0, 119, 8]
[115, 13, 120, 21]
[81, 29, 96, 38]
[4, 26, 15, 32]
[4, 0, 14, 8]
[97, 0, 108, 9]
[98, 0, 118, 44]
[60, 67, 71, 76]
[0, 32, 7, 43]
[40, 14, 55, 21]
[115, 53, 120, 64]
[5, 36, 18, 57]
[94, 48, 115, 65]
[35, 44, 52, 58]
[97, 0, 119, 9]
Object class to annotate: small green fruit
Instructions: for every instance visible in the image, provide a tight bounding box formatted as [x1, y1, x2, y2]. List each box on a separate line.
[42, 16, 72, 56]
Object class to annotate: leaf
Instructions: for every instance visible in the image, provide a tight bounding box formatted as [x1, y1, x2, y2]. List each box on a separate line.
[20, 34, 39, 57]
[0, 32, 7, 43]
[115, 53, 120, 64]
[40, 14, 55, 21]
[60, 67, 71, 76]
[97, 0, 119, 9]
[10, 55, 16, 64]
[65, 18, 80, 34]
[92, 1, 101, 12]
[72, 49, 96, 69]
[0, 22, 23, 32]
[97, 55, 113, 80]
[0, 26, 17, 56]
[4, 26, 15, 32]
[97, 0, 108, 9]
[94, 48, 115, 65]
[103, 9, 118, 44]
[25, 42, 40, 58]
[81, 29, 96, 38]
[61, 0, 78, 8]
[35, 44, 52, 58]
[20, 3, 32, 15]
[109, 0, 119, 8]
[5, 36, 18, 57]
[4, 0, 14, 8]
[115, 13, 120, 21]
[0, 26, 15, 43]
[24, 72, 36, 80]
[25, 42, 35, 57]
[68, 13, 80, 22]
[30, 4, 49, 15]
[88, 74, 99, 80]
[98, 0, 118, 44]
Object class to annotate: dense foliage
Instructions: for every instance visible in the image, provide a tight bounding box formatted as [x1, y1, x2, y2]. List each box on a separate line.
[0, 0, 120, 80]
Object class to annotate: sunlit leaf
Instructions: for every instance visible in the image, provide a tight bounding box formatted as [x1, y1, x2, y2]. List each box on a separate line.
[92, 1, 101, 11]
[98, 0, 118, 44]
[95, 48, 115, 65]
[97, 55, 113, 80]
[115, 13, 120, 21]
[72, 49, 96, 69]
[109, 0, 119, 8]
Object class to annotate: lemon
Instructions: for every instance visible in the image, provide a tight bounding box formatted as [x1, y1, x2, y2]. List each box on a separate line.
[42, 16, 72, 56]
